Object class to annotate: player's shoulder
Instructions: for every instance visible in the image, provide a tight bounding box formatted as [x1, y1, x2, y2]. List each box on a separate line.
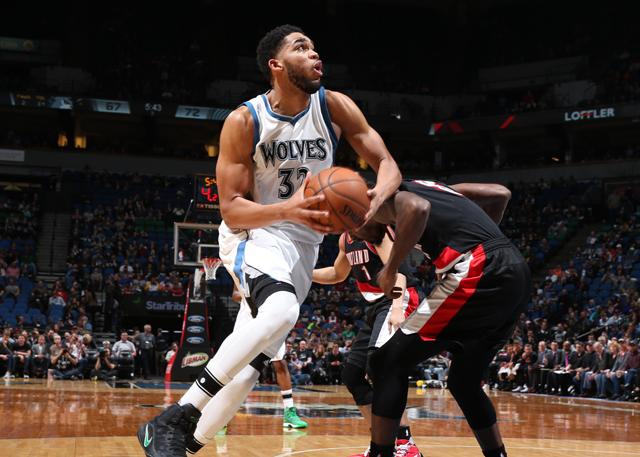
[224, 105, 253, 128]
[221, 105, 255, 142]
[324, 89, 353, 108]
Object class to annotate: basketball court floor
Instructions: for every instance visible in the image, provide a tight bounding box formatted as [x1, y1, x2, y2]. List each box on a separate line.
[1, 379, 638, 456]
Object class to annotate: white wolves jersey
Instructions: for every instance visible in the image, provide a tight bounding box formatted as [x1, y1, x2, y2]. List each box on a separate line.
[242, 86, 338, 244]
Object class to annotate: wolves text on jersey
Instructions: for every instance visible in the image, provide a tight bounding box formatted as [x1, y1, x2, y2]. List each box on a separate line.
[259, 138, 328, 167]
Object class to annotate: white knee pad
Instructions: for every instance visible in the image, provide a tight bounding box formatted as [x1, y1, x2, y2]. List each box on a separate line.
[256, 290, 300, 341]
[205, 290, 300, 385]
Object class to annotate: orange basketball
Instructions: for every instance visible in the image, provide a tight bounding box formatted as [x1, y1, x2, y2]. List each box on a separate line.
[304, 167, 370, 232]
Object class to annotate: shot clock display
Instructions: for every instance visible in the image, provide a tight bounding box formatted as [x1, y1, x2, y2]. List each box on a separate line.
[194, 174, 219, 212]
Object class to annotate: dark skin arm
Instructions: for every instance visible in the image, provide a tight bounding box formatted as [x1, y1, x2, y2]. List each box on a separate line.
[449, 183, 511, 225]
[374, 192, 431, 298]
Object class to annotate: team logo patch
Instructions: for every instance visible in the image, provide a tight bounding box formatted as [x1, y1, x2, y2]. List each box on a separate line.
[187, 315, 205, 323]
[181, 352, 210, 368]
[186, 326, 205, 334]
[186, 337, 205, 345]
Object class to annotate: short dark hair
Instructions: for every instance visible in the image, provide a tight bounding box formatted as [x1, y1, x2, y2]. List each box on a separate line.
[256, 24, 304, 82]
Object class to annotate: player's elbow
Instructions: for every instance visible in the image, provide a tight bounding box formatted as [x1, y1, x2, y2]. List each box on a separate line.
[336, 268, 350, 284]
[219, 199, 242, 229]
[411, 199, 430, 221]
[493, 185, 512, 205]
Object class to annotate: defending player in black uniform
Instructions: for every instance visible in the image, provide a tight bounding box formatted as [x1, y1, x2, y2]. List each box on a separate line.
[313, 229, 423, 457]
[355, 180, 530, 457]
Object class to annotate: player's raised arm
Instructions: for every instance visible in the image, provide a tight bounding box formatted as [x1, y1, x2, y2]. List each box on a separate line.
[326, 90, 402, 221]
[312, 233, 352, 284]
[449, 183, 512, 224]
[216, 107, 331, 232]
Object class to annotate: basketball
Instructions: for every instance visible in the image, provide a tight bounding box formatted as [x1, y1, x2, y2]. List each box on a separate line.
[304, 167, 370, 232]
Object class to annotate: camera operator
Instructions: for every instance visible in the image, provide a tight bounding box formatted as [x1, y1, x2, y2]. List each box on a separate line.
[91, 347, 118, 380]
[49, 334, 83, 380]
[82, 333, 99, 379]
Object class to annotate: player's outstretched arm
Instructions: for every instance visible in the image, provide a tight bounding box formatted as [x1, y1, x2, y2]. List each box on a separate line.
[450, 183, 511, 225]
[326, 90, 402, 222]
[375, 233, 408, 330]
[216, 107, 332, 232]
[376, 192, 430, 298]
[312, 233, 352, 284]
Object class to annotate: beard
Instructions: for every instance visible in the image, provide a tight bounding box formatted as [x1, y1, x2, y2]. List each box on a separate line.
[287, 65, 321, 94]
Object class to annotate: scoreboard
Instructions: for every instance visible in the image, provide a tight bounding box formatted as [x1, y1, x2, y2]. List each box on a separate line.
[192, 174, 222, 224]
[0, 92, 231, 120]
[194, 174, 219, 212]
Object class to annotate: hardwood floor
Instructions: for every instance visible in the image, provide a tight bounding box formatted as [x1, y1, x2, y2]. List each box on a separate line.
[1, 379, 639, 456]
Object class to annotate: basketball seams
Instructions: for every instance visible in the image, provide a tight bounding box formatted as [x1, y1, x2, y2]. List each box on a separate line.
[323, 188, 351, 230]
[305, 167, 369, 231]
[323, 179, 370, 211]
[323, 168, 353, 230]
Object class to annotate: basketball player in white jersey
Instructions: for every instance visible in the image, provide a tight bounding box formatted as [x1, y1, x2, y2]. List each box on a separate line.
[138, 24, 401, 457]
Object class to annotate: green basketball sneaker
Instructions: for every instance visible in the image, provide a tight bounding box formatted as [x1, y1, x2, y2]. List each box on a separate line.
[283, 406, 308, 429]
[216, 424, 228, 436]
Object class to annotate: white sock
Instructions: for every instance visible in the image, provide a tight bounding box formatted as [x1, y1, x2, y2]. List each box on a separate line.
[193, 365, 260, 445]
[282, 389, 294, 409]
[178, 290, 299, 411]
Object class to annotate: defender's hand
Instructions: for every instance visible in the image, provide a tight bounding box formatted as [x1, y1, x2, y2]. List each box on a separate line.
[363, 186, 382, 224]
[388, 307, 406, 334]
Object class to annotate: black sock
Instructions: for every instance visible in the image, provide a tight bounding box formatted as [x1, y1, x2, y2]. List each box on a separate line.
[396, 425, 411, 441]
[483, 444, 507, 457]
[186, 435, 205, 455]
[370, 442, 395, 457]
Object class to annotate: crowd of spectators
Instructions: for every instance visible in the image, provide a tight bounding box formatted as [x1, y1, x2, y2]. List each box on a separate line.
[487, 185, 640, 401]
[0, 323, 175, 381]
[62, 171, 196, 331]
[1, 168, 639, 403]
[1, 187, 41, 327]
[501, 178, 598, 272]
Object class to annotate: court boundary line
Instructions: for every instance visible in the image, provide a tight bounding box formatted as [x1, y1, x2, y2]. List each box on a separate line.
[272, 444, 640, 457]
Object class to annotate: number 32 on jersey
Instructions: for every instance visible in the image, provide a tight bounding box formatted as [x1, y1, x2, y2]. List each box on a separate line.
[278, 166, 309, 199]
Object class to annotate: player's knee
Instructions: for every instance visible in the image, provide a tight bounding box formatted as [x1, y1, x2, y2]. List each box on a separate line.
[448, 372, 496, 429]
[259, 291, 299, 337]
[233, 364, 261, 389]
[447, 370, 466, 399]
[249, 353, 271, 373]
[367, 347, 389, 384]
[342, 363, 373, 405]
[272, 359, 287, 374]
[371, 382, 405, 419]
